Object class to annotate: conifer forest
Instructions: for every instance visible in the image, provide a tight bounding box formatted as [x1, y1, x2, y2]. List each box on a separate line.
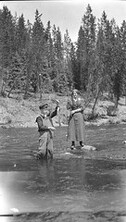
[0, 4, 126, 108]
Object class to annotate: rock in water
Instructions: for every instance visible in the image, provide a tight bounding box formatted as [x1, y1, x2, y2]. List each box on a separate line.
[67, 145, 96, 153]
[123, 141, 126, 144]
[82, 145, 96, 151]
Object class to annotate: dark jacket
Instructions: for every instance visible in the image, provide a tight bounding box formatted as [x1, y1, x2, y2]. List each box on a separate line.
[36, 106, 59, 132]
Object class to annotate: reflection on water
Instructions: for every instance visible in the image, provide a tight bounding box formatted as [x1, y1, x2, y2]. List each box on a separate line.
[0, 158, 126, 215]
[0, 218, 10, 222]
[120, 217, 126, 222]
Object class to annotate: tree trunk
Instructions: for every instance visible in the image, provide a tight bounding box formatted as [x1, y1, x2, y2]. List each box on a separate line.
[91, 85, 101, 116]
[114, 96, 119, 109]
[24, 62, 31, 99]
[0, 79, 6, 97]
[57, 107, 61, 127]
[39, 74, 42, 101]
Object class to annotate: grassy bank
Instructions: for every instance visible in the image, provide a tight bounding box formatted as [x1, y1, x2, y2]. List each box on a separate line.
[1, 93, 126, 128]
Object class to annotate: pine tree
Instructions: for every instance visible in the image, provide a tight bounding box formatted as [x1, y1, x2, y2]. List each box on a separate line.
[44, 20, 54, 89]
[23, 20, 33, 99]
[31, 9, 45, 94]
[120, 20, 126, 98]
[63, 29, 73, 90]
[52, 25, 63, 60]
[15, 14, 28, 53]
[52, 25, 68, 93]
[0, 6, 16, 97]
[95, 12, 124, 107]
[0, 6, 16, 68]
[7, 52, 23, 97]
[95, 12, 115, 96]
[70, 43, 78, 89]
[112, 27, 124, 107]
[76, 25, 86, 90]
[76, 4, 96, 91]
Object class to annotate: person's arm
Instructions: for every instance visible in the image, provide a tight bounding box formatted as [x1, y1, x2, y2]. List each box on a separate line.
[70, 97, 84, 115]
[50, 105, 59, 118]
[71, 107, 83, 115]
[50, 99, 60, 118]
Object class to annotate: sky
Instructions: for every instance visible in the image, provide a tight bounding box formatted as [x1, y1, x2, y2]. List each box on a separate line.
[0, 0, 126, 42]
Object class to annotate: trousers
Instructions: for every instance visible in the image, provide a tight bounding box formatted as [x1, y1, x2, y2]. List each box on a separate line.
[38, 131, 53, 158]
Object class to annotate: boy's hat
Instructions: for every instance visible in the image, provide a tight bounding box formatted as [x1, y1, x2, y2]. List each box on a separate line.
[39, 103, 48, 110]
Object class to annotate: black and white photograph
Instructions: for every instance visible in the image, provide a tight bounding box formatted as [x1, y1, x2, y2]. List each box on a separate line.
[0, 0, 126, 221]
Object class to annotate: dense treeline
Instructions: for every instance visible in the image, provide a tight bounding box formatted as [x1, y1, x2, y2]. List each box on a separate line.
[0, 4, 126, 108]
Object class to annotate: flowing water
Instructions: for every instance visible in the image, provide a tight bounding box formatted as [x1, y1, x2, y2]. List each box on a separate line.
[1, 125, 126, 221]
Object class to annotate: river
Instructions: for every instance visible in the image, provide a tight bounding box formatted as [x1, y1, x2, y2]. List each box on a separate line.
[1, 125, 126, 221]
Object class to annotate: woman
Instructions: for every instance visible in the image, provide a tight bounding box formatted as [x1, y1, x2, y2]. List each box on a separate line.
[67, 89, 85, 150]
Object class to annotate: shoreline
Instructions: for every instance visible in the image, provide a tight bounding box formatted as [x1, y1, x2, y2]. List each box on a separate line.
[1, 116, 126, 129]
[1, 95, 126, 128]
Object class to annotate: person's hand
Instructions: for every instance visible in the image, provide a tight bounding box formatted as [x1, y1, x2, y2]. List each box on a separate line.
[55, 99, 59, 106]
[48, 126, 56, 131]
[51, 99, 59, 106]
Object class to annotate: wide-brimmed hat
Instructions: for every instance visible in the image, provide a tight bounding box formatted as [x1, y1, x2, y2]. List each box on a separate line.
[39, 103, 48, 110]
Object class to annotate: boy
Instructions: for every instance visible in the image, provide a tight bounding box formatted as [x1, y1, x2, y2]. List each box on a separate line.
[35, 100, 59, 159]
